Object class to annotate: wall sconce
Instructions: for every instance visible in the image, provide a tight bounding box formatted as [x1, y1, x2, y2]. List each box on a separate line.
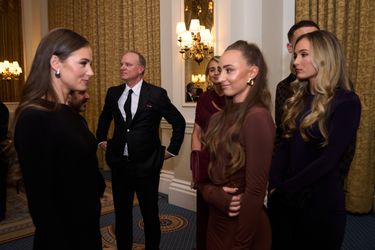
[0, 60, 22, 80]
[176, 19, 214, 64]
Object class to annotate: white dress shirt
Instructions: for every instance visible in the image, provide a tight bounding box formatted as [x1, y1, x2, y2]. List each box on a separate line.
[118, 80, 143, 121]
[118, 80, 143, 155]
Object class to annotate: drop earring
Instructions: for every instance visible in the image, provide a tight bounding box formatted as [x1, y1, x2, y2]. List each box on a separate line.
[55, 69, 61, 78]
[247, 78, 254, 86]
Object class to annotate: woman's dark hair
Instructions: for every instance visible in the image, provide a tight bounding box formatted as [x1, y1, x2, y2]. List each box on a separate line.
[15, 28, 90, 122]
[287, 20, 320, 42]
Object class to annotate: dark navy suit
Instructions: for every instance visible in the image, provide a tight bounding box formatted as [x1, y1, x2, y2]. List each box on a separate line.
[96, 81, 185, 250]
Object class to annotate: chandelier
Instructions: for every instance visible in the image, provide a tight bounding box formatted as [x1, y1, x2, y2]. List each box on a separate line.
[176, 19, 214, 64]
[0, 60, 22, 80]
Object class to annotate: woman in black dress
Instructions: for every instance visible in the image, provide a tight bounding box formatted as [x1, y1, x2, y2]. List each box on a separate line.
[13, 28, 104, 250]
[268, 30, 361, 250]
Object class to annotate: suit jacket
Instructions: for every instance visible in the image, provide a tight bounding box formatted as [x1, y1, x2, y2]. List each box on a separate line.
[274, 73, 296, 146]
[96, 81, 186, 176]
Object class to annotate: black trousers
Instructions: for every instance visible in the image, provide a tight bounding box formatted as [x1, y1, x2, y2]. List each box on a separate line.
[111, 157, 161, 250]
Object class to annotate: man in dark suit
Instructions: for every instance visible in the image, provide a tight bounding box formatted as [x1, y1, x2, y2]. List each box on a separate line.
[185, 82, 196, 102]
[96, 51, 186, 250]
[0, 101, 9, 221]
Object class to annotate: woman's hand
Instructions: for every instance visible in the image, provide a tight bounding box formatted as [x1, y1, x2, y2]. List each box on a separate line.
[223, 186, 242, 217]
[98, 141, 107, 150]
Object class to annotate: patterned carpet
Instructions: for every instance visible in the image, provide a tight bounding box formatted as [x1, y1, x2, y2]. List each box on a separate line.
[0, 176, 196, 250]
[101, 214, 190, 249]
[98, 193, 196, 250]
[0, 179, 117, 245]
[1, 174, 374, 250]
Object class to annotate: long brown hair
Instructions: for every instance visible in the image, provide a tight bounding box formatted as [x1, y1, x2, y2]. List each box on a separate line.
[14, 28, 90, 125]
[202, 40, 271, 179]
[282, 30, 351, 146]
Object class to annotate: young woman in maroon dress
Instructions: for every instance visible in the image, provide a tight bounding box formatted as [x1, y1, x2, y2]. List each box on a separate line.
[191, 56, 225, 250]
[198, 41, 275, 250]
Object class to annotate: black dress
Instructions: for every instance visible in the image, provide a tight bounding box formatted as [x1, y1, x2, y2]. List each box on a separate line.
[14, 100, 104, 250]
[268, 88, 361, 250]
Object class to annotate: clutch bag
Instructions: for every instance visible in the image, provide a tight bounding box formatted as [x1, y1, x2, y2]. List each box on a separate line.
[190, 149, 210, 184]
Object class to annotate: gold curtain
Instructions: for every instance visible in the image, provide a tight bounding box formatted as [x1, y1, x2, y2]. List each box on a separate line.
[48, 0, 160, 169]
[0, 0, 24, 102]
[296, 0, 375, 213]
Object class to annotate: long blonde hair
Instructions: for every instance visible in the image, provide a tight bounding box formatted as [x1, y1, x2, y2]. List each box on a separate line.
[282, 30, 351, 146]
[205, 56, 220, 90]
[202, 41, 271, 179]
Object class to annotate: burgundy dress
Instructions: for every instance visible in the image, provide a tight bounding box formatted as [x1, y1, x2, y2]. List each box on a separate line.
[200, 106, 275, 250]
[194, 89, 225, 250]
[195, 89, 225, 131]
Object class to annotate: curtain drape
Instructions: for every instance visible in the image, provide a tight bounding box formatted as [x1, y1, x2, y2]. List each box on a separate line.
[296, 0, 375, 213]
[0, 0, 24, 102]
[48, 0, 160, 169]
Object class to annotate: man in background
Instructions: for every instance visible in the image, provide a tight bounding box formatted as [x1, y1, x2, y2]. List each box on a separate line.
[186, 82, 196, 102]
[96, 51, 186, 250]
[67, 90, 90, 113]
[274, 20, 320, 145]
[67, 90, 106, 198]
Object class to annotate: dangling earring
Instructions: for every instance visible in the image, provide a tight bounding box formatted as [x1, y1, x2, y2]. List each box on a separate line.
[55, 69, 61, 78]
[247, 78, 254, 86]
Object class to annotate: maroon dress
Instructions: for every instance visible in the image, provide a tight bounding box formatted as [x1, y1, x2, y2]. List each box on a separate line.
[199, 106, 275, 250]
[194, 89, 225, 250]
[195, 89, 225, 131]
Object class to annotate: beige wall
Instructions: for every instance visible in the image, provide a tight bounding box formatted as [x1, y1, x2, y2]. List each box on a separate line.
[21, 0, 48, 78]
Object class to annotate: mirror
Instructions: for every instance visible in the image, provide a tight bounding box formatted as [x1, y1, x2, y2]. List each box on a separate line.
[0, 0, 24, 102]
[183, 0, 214, 106]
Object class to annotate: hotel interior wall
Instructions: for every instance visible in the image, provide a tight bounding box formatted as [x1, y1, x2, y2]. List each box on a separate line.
[20, 0, 295, 211]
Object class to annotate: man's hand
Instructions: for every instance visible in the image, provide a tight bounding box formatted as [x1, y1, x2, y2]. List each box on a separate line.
[164, 151, 173, 160]
[223, 186, 242, 217]
[99, 141, 107, 151]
